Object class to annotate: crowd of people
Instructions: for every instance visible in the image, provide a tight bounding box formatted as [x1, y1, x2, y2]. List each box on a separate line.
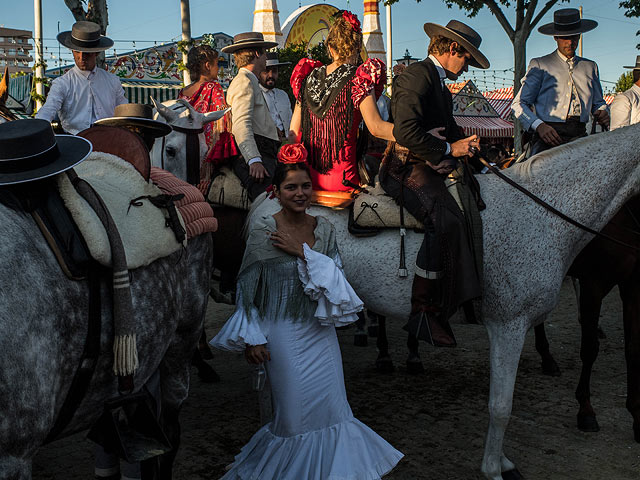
[6, 5, 639, 480]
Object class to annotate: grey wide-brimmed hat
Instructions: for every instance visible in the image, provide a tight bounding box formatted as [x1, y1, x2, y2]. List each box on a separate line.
[538, 8, 598, 36]
[0, 119, 92, 185]
[57, 21, 114, 53]
[95, 103, 172, 138]
[423, 20, 490, 69]
[221, 32, 278, 54]
[265, 52, 290, 67]
[624, 55, 640, 70]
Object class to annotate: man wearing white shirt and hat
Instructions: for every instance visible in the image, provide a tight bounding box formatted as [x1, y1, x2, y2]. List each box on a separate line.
[36, 21, 127, 135]
[512, 8, 609, 156]
[610, 56, 640, 130]
[259, 52, 292, 143]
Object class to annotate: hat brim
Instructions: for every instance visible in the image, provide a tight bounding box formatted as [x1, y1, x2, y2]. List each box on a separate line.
[423, 23, 490, 69]
[94, 117, 172, 137]
[57, 31, 114, 52]
[221, 40, 279, 54]
[623, 65, 640, 70]
[0, 135, 92, 185]
[537, 19, 598, 36]
[266, 61, 291, 67]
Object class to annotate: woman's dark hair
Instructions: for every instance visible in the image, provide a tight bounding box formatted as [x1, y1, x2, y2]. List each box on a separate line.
[272, 162, 312, 190]
[185, 44, 219, 80]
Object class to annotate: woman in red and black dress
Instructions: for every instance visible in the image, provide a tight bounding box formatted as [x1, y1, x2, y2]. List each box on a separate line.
[289, 10, 395, 191]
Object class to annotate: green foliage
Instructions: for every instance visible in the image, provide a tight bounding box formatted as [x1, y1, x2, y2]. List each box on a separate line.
[620, 0, 640, 47]
[275, 42, 331, 105]
[615, 71, 635, 92]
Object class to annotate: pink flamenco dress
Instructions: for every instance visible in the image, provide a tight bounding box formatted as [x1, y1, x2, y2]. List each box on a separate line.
[290, 58, 386, 192]
[179, 81, 236, 190]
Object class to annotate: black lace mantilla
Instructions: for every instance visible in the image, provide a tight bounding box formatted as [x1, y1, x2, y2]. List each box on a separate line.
[304, 64, 357, 118]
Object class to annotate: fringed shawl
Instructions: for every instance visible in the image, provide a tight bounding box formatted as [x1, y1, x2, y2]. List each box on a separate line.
[237, 214, 339, 321]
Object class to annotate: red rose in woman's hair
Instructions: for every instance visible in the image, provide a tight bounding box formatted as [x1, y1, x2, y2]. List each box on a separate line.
[342, 11, 361, 33]
[278, 143, 308, 164]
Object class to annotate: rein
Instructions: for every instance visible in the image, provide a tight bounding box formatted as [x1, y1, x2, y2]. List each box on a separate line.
[163, 124, 204, 185]
[478, 156, 640, 252]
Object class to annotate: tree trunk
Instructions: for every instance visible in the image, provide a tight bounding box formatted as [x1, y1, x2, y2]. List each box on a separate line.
[512, 31, 528, 155]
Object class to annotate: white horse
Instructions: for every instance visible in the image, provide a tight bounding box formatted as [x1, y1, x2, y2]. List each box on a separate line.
[248, 124, 640, 480]
[150, 98, 222, 180]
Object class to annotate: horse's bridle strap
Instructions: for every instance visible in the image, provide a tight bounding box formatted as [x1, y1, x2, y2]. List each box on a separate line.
[478, 156, 640, 252]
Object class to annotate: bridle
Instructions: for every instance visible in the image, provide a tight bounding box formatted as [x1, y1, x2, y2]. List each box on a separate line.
[161, 124, 204, 186]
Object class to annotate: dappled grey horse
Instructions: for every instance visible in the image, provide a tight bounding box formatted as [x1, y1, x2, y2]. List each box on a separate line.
[0, 190, 213, 479]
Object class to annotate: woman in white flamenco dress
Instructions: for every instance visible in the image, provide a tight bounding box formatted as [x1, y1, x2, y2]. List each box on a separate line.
[211, 160, 403, 480]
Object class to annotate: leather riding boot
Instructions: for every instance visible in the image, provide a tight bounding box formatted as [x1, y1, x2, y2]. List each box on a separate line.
[404, 275, 456, 347]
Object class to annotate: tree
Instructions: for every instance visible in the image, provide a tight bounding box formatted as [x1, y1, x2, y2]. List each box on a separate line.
[385, 0, 569, 153]
[615, 71, 634, 92]
[620, 0, 640, 48]
[63, 0, 109, 67]
[275, 42, 331, 106]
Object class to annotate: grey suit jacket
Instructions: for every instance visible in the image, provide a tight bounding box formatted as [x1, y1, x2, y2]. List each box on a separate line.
[226, 68, 279, 162]
[512, 50, 607, 131]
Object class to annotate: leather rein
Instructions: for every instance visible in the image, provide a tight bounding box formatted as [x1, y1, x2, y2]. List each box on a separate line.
[161, 124, 204, 185]
[477, 155, 640, 252]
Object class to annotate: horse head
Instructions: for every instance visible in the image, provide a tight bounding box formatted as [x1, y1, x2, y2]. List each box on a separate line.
[150, 97, 221, 181]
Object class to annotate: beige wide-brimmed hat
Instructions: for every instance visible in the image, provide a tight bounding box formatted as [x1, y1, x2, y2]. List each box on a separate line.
[94, 104, 172, 138]
[624, 55, 640, 70]
[423, 20, 490, 69]
[538, 8, 598, 37]
[221, 32, 278, 54]
[57, 21, 113, 53]
[265, 52, 291, 67]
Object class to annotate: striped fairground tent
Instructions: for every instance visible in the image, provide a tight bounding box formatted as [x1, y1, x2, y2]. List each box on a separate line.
[484, 87, 514, 121]
[121, 81, 181, 105]
[454, 116, 514, 138]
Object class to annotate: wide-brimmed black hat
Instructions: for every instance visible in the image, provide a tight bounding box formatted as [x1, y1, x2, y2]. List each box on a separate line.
[220, 32, 278, 54]
[265, 52, 290, 68]
[538, 8, 598, 36]
[423, 20, 490, 69]
[0, 119, 92, 185]
[94, 103, 172, 138]
[57, 21, 114, 53]
[624, 55, 640, 70]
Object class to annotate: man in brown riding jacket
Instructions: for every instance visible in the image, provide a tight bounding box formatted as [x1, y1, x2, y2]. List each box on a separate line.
[380, 20, 489, 347]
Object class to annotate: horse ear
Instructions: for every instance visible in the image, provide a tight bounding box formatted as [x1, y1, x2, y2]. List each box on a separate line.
[152, 97, 178, 123]
[202, 107, 230, 125]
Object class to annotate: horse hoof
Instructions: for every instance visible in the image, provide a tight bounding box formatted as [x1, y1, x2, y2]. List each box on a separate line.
[405, 358, 424, 375]
[541, 358, 561, 377]
[197, 363, 221, 383]
[375, 356, 395, 373]
[367, 325, 379, 337]
[577, 413, 600, 432]
[354, 333, 368, 347]
[502, 468, 523, 480]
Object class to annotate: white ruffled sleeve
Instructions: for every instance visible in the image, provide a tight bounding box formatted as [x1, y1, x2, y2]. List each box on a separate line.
[297, 243, 364, 327]
[209, 292, 268, 352]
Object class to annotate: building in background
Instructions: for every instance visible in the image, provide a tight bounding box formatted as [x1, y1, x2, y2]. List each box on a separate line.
[394, 49, 419, 67]
[0, 27, 33, 75]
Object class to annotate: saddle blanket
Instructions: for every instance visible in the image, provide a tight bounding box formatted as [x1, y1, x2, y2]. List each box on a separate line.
[150, 167, 218, 239]
[208, 166, 251, 210]
[58, 152, 187, 269]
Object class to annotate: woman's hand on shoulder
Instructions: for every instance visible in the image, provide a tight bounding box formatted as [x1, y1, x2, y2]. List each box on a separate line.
[245, 344, 271, 364]
[270, 230, 305, 259]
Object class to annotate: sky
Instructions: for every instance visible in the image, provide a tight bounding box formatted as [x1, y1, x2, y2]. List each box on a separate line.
[4, 0, 640, 92]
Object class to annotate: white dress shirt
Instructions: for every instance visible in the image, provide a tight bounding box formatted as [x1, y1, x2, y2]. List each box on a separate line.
[260, 85, 293, 134]
[610, 83, 640, 130]
[36, 65, 127, 134]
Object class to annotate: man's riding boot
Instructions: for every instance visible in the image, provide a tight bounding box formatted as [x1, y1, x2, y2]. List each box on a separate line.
[403, 275, 456, 347]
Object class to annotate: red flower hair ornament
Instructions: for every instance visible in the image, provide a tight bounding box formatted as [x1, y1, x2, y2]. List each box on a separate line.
[342, 11, 361, 33]
[277, 143, 308, 164]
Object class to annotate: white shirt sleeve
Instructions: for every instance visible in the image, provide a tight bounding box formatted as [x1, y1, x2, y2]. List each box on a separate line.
[35, 75, 67, 122]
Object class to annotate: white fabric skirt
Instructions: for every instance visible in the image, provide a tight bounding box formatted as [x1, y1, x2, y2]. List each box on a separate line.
[219, 317, 403, 480]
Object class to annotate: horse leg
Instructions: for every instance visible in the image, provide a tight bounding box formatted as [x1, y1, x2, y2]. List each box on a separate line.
[481, 318, 529, 480]
[0, 457, 31, 480]
[406, 332, 424, 375]
[191, 329, 220, 383]
[620, 271, 640, 442]
[375, 314, 394, 373]
[575, 280, 604, 433]
[354, 311, 368, 347]
[533, 322, 561, 376]
[367, 310, 379, 337]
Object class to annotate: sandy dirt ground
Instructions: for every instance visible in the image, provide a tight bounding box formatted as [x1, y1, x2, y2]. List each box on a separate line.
[33, 279, 640, 479]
